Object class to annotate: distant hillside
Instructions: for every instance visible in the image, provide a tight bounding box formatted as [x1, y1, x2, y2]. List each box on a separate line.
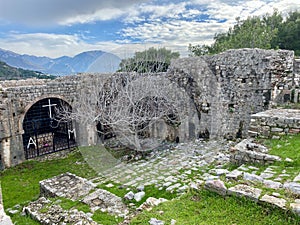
[0, 61, 55, 80]
[0, 48, 121, 76]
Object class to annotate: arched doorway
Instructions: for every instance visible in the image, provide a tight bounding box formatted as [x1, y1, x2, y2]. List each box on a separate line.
[22, 98, 76, 159]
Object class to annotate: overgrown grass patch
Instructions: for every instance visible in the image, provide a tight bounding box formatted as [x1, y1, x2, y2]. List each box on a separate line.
[263, 134, 300, 165]
[130, 190, 300, 225]
[0, 150, 98, 224]
[92, 210, 122, 225]
[55, 197, 91, 213]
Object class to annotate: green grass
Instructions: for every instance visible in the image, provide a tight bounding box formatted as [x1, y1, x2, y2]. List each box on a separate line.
[92, 210, 122, 225]
[264, 134, 300, 165]
[55, 198, 91, 213]
[130, 190, 300, 225]
[0, 150, 98, 224]
[1, 139, 300, 225]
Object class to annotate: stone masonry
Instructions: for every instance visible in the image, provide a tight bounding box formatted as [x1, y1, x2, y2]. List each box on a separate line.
[249, 109, 300, 139]
[0, 48, 298, 169]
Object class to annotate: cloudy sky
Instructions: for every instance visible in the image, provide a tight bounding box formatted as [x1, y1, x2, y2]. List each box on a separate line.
[0, 0, 299, 58]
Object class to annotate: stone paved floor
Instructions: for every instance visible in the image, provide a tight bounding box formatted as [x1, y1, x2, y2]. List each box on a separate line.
[88, 139, 300, 216]
[90, 140, 232, 192]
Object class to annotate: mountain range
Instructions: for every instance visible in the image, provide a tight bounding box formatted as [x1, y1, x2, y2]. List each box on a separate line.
[0, 48, 121, 76]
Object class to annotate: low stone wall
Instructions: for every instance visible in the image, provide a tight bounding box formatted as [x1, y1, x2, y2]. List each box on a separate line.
[230, 139, 281, 165]
[248, 109, 300, 139]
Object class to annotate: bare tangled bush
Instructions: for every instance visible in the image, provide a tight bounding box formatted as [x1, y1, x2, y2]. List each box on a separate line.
[56, 73, 191, 152]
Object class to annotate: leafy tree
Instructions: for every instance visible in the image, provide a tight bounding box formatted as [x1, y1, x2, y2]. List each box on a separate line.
[119, 47, 180, 73]
[277, 11, 300, 55]
[188, 10, 300, 56]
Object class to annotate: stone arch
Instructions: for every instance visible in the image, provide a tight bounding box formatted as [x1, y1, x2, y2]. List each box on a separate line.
[18, 95, 72, 135]
[21, 96, 76, 159]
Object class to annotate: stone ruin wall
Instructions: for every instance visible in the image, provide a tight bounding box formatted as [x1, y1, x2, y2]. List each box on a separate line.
[169, 48, 294, 140]
[0, 48, 297, 169]
[0, 77, 78, 169]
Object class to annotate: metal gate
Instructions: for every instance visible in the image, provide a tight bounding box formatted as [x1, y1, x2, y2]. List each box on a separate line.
[22, 98, 76, 159]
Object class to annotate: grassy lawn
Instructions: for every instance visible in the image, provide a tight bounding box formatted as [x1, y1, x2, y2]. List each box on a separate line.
[131, 190, 300, 225]
[0, 150, 98, 224]
[1, 141, 300, 225]
[264, 134, 300, 165]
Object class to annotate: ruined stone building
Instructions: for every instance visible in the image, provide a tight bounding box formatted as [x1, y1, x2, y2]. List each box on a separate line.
[0, 48, 298, 169]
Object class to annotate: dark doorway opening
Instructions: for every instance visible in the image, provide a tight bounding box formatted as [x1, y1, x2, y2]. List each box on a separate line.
[22, 98, 76, 159]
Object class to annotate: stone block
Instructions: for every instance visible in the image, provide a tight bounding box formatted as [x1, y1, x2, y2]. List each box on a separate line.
[271, 127, 284, 132]
[204, 179, 227, 196]
[138, 197, 168, 211]
[226, 170, 243, 180]
[39, 172, 95, 200]
[290, 200, 300, 216]
[134, 191, 146, 202]
[260, 194, 286, 209]
[228, 184, 262, 202]
[283, 182, 300, 196]
[82, 189, 128, 216]
[243, 172, 263, 183]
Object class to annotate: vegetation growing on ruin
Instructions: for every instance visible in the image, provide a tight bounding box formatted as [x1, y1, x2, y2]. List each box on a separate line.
[1, 138, 300, 224]
[131, 190, 300, 225]
[189, 10, 300, 56]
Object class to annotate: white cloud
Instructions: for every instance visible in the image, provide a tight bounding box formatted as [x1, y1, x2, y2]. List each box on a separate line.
[0, 0, 147, 26]
[0, 0, 300, 59]
[0, 33, 123, 58]
[121, 0, 300, 56]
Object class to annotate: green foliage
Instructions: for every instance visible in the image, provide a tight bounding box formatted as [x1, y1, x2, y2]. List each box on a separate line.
[0, 150, 97, 224]
[189, 10, 300, 56]
[278, 11, 300, 56]
[263, 134, 300, 168]
[0, 60, 55, 80]
[119, 47, 180, 73]
[92, 210, 122, 225]
[131, 190, 300, 225]
[56, 198, 91, 213]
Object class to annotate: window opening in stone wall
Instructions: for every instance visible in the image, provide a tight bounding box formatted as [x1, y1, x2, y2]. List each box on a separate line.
[22, 98, 76, 159]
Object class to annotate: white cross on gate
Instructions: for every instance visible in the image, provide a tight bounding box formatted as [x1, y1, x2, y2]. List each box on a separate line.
[42, 99, 57, 118]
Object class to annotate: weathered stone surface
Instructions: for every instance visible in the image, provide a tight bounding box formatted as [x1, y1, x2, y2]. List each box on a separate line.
[134, 191, 146, 202]
[138, 197, 168, 211]
[210, 168, 229, 176]
[250, 109, 300, 139]
[124, 191, 135, 200]
[263, 180, 282, 189]
[230, 139, 281, 165]
[82, 189, 128, 216]
[290, 199, 300, 215]
[283, 182, 300, 196]
[260, 172, 275, 179]
[166, 183, 181, 192]
[293, 173, 300, 182]
[149, 218, 165, 225]
[226, 170, 243, 180]
[204, 179, 227, 196]
[228, 184, 262, 201]
[260, 194, 286, 209]
[243, 172, 264, 183]
[39, 172, 95, 200]
[24, 197, 98, 225]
